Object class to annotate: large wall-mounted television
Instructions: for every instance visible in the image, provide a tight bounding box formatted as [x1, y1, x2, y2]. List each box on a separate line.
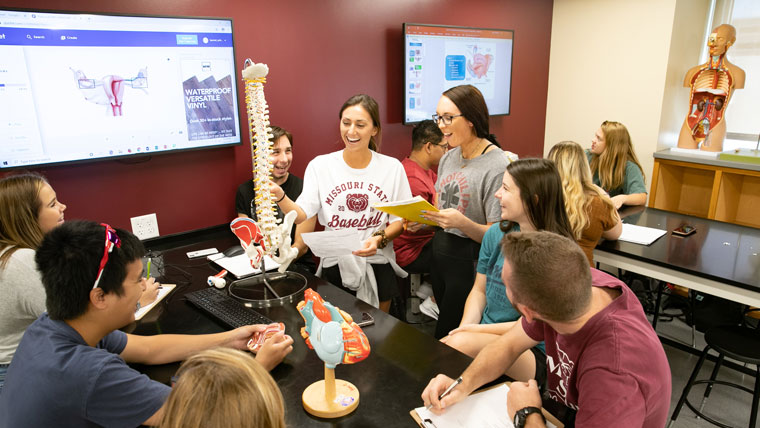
[403, 23, 514, 125]
[0, 9, 241, 169]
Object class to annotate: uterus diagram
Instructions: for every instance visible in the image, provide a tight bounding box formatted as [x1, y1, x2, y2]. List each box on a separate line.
[467, 47, 493, 79]
[70, 67, 148, 116]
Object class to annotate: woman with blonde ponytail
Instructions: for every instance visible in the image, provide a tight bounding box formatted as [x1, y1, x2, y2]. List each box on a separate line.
[548, 141, 622, 265]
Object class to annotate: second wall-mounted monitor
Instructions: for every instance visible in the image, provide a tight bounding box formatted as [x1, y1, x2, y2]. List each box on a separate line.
[403, 23, 514, 125]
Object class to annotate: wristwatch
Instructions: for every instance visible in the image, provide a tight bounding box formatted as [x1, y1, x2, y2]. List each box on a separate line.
[513, 406, 545, 428]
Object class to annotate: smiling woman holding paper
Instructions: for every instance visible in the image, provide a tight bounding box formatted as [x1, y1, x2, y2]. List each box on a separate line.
[271, 94, 412, 313]
[421, 85, 510, 338]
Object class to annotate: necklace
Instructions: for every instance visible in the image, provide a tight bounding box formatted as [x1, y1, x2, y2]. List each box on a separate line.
[460, 138, 487, 167]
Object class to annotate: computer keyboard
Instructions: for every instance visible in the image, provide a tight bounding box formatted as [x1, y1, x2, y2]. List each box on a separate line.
[185, 287, 274, 328]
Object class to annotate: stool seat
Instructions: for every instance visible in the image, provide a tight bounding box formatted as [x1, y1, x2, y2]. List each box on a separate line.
[669, 324, 760, 428]
[705, 325, 760, 364]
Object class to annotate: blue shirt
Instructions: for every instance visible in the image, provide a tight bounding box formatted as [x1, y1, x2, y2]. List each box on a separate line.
[477, 223, 521, 324]
[476, 223, 544, 352]
[0, 313, 170, 428]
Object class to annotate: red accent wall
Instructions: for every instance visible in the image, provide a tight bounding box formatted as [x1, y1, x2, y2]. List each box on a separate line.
[1, 0, 553, 235]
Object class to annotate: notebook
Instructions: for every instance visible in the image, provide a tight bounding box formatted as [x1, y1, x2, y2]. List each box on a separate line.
[213, 254, 281, 278]
[618, 223, 667, 245]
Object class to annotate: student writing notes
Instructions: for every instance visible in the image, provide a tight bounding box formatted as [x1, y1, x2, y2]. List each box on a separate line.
[422, 231, 671, 428]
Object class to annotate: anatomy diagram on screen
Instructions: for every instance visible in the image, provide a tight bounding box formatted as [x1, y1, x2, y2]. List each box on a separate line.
[467, 46, 493, 79]
[70, 67, 148, 116]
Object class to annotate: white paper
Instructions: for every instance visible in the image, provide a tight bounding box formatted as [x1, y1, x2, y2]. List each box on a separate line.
[134, 284, 176, 320]
[413, 384, 558, 428]
[301, 230, 363, 257]
[214, 254, 280, 278]
[618, 223, 667, 245]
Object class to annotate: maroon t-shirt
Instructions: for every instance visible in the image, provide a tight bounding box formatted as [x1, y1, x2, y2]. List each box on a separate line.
[394, 158, 437, 267]
[521, 269, 671, 428]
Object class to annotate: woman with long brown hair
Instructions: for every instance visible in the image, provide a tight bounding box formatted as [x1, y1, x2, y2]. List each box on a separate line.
[588, 121, 647, 208]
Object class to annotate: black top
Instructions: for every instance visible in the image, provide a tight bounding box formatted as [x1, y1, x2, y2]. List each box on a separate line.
[234, 174, 315, 272]
[235, 173, 304, 220]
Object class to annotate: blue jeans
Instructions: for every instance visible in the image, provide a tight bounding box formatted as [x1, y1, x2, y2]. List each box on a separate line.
[0, 363, 8, 394]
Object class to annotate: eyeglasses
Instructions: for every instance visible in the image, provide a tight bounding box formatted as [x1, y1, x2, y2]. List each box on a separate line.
[432, 114, 463, 125]
[433, 142, 450, 150]
[93, 223, 121, 289]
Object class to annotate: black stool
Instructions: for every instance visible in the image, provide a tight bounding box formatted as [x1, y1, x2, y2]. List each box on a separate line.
[669, 325, 760, 428]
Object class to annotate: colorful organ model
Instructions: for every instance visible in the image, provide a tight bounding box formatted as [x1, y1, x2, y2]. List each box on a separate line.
[297, 288, 371, 418]
[677, 24, 745, 152]
[234, 59, 298, 274]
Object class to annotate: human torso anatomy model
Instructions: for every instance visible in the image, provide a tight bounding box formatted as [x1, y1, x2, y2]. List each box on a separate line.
[677, 24, 745, 152]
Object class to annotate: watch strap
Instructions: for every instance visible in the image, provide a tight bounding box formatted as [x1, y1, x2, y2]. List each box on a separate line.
[514, 406, 545, 428]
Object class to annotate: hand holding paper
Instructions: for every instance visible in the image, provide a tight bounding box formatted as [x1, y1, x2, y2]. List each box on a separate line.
[301, 230, 363, 258]
[373, 196, 439, 226]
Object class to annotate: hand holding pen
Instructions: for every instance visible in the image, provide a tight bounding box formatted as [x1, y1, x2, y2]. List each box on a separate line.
[421, 375, 465, 413]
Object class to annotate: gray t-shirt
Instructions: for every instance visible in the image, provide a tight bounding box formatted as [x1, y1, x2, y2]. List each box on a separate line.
[0, 247, 46, 364]
[435, 146, 508, 238]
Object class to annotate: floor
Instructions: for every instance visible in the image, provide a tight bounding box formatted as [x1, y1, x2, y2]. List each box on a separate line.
[402, 294, 758, 428]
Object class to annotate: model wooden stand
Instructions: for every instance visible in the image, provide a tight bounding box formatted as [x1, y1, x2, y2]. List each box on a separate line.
[650, 152, 760, 228]
[302, 365, 360, 418]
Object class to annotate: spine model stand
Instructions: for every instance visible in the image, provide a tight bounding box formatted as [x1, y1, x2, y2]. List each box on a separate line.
[230, 59, 297, 276]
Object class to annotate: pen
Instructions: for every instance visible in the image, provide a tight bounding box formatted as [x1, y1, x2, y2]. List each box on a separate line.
[426, 376, 463, 410]
[146, 258, 152, 279]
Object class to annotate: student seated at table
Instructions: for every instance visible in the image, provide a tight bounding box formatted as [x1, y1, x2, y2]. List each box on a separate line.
[394, 120, 447, 317]
[272, 94, 412, 314]
[0, 221, 293, 428]
[159, 348, 285, 428]
[441, 159, 573, 383]
[236, 125, 316, 273]
[548, 141, 622, 265]
[394, 119, 446, 275]
[422, 231, 671, 428]
[0, 173, 160, 391]
[587, 121, 647, 209]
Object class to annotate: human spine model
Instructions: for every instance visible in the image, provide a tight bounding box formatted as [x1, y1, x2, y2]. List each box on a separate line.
[236, 59, 297, 273]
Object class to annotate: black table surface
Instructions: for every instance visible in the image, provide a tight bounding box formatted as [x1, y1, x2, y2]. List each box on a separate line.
[128, 229, 472, 427]
[596, 206, 760, 293]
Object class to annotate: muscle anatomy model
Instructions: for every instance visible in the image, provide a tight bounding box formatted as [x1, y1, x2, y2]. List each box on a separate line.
[677, 24, 745, 152]
[233, 60, 298, 273]
[70, 67, 147, 116]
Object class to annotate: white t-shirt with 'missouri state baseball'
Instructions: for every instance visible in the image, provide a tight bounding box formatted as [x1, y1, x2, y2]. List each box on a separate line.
[296, 150, 412, 307]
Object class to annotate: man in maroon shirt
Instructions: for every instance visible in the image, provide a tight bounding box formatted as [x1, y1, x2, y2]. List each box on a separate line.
[422, 231, 671, 428]
[394, 119, 447, 272]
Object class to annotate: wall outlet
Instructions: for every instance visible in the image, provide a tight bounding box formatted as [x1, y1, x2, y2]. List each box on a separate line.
[130, 213, 160, 240]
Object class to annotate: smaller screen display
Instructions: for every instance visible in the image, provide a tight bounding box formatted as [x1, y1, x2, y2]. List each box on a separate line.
[403, 24, 514, 124]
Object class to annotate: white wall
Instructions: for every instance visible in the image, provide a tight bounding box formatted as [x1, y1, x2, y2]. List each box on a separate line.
[544, 0, 711, 195]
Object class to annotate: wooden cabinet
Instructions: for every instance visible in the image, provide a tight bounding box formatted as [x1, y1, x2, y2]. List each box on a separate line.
[650, 152, 760, 228]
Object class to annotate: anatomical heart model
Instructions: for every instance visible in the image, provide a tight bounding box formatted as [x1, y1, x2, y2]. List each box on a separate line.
[297, 288, 370, 418]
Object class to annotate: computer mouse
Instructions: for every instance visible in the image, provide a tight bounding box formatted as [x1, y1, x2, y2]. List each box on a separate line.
[222, 245, 245, 257]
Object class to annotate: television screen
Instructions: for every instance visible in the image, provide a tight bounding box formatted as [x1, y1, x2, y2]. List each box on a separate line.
[0, 9, 241, 169]
[403, 23, 513, 124]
